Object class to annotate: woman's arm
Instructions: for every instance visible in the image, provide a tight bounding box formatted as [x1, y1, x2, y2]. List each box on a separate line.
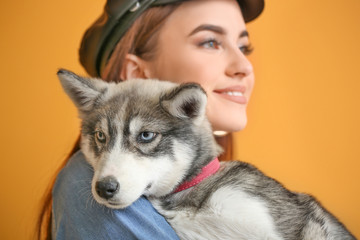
[52, 150, 179, 240]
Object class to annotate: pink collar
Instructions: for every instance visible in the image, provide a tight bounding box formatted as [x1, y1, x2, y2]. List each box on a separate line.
[173, 158, 220, 193]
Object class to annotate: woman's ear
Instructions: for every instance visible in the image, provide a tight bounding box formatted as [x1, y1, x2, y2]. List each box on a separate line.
[120, 54, 152, 80]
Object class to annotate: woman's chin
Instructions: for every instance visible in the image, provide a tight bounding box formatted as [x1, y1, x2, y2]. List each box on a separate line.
[212, 117, 248, 133]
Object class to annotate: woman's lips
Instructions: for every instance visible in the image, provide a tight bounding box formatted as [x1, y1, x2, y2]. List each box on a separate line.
[214, 86, 247, 104]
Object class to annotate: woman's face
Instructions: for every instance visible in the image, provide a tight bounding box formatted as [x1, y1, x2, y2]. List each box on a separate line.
[146, 0, 254, 132]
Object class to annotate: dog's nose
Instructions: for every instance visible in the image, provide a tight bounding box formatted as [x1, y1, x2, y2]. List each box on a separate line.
[95, 176, 120, 200]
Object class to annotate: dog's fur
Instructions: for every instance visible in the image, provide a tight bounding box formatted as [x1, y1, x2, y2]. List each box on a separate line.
[58, 69, 355, 240]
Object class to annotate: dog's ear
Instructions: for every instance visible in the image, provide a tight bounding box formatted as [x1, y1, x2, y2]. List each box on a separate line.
[160, 83, 207, 124]
[57, 69, 108, 112]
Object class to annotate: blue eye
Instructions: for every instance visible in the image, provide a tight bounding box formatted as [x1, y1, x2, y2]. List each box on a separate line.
[200, 38, 221, 49]
[138, 132, 157, 143]
[239, 44, 254, 56]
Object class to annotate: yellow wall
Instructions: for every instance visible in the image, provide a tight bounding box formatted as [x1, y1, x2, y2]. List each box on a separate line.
[0, 0, 358, 239]
[235, 0, 360, 237]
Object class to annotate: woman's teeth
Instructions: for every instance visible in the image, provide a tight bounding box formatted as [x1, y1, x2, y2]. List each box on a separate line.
[224, 91, 243, 96]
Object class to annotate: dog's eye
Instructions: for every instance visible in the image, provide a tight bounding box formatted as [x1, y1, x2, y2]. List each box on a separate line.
[138, 132, 157, 143]
[95, 130, 106, 143]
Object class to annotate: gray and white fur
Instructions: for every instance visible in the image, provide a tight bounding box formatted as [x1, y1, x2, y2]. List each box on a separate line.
[58, 69, 355, 240]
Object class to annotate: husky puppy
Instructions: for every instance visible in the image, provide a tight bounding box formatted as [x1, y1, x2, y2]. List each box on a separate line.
[58, 69, 355, 240]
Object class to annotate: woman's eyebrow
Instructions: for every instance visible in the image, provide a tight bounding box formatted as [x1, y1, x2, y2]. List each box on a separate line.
[188, 24, 249, 39]
[240, 30, 249, 38]
[188, 24, 226, 36]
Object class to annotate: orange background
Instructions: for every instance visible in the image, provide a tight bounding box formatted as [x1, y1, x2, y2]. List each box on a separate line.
[0, 0, 359, 239]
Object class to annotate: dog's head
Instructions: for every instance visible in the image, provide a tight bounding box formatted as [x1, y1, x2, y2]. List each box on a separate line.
[58, 69, 219, 208]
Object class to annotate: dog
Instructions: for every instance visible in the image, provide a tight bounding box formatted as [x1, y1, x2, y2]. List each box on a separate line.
[58, 69, 355, 240]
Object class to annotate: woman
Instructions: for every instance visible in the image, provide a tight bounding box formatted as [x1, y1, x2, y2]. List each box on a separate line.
[37, 0, 265, 239]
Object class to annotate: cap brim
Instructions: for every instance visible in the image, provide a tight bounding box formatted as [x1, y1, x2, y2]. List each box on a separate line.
[238, 0, 265, 22]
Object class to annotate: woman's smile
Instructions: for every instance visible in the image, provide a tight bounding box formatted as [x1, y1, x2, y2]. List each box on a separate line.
[213, 85, 247, 104]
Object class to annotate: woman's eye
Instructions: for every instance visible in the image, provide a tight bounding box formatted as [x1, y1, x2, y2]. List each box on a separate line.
[239, 44, 254, 56]
[95, 130, 106, 143]
[138, 132, 157, 143]
[199, 39, 221, 49]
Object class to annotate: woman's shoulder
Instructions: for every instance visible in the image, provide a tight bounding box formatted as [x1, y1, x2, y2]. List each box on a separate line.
[53, 150, 92, 209]
[54, 150, 92, 188]
[52, 150, 179, 240]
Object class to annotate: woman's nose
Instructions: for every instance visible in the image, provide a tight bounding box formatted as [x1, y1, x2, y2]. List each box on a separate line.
[225, 48, 253, 78]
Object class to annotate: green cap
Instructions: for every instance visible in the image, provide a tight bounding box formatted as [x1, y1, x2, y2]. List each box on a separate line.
[79, 0, 265, 77]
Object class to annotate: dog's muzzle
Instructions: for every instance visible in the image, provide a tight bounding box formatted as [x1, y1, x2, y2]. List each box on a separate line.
[95, 176, 120, 200]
